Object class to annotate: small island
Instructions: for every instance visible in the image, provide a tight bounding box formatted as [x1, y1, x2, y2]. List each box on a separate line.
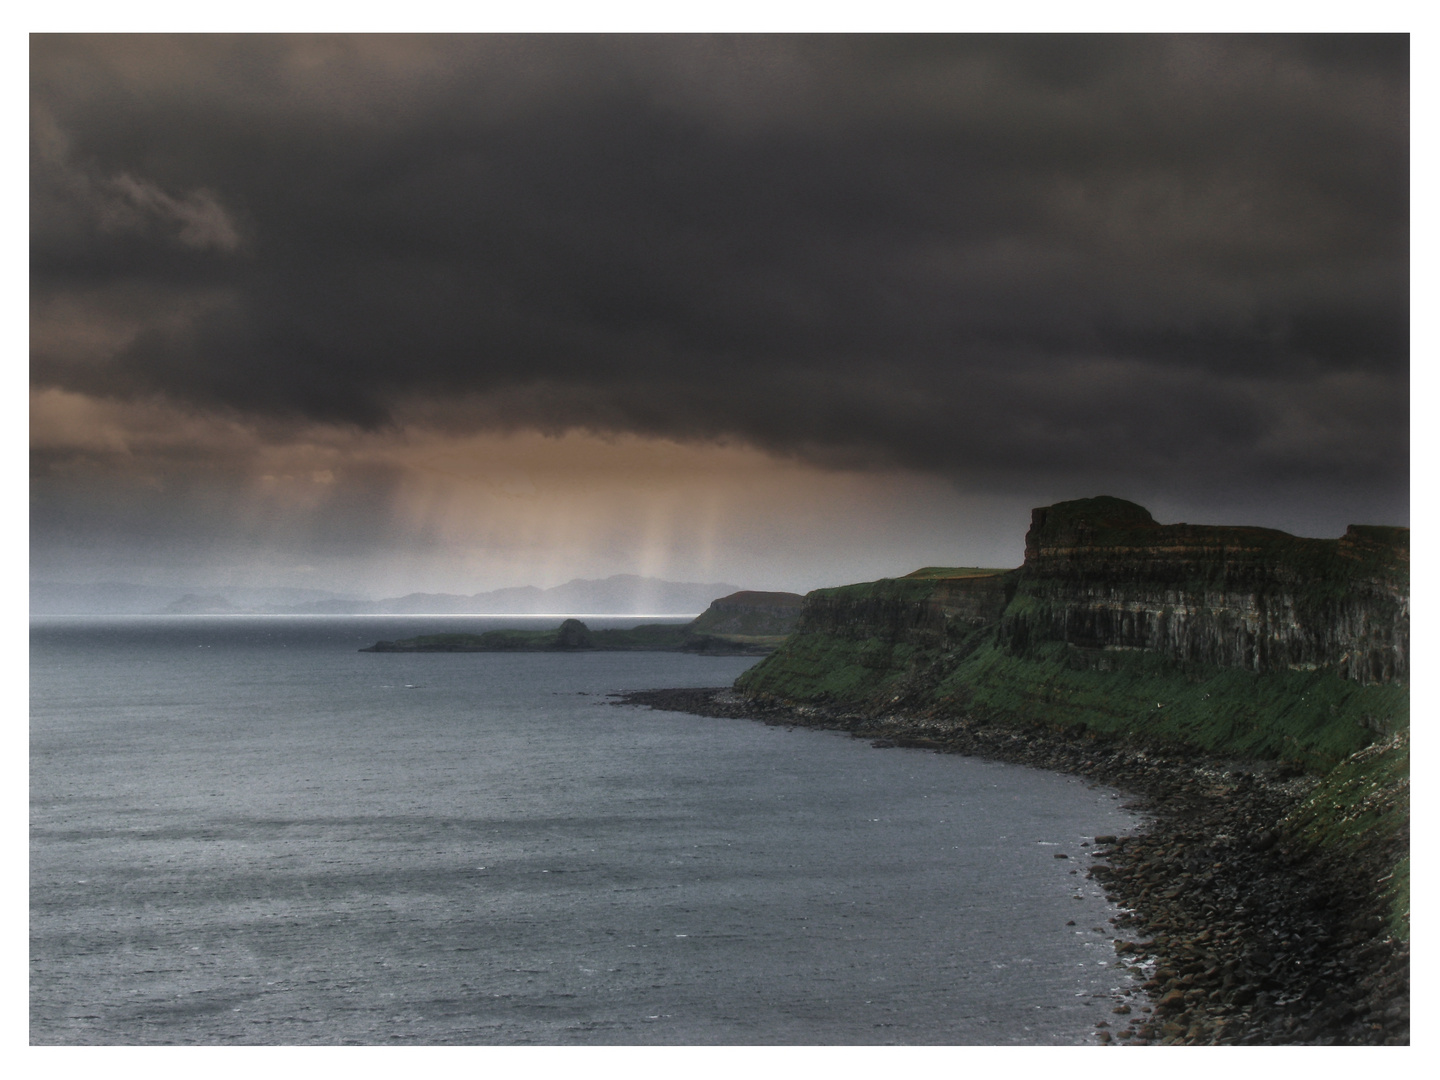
[360, 591, 804, 656]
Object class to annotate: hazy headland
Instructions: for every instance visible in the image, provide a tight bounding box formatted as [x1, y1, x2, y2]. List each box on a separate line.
[29, 575, 743, 618]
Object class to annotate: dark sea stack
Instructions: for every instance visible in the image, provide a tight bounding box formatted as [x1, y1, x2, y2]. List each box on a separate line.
[554, 618, 595, 649]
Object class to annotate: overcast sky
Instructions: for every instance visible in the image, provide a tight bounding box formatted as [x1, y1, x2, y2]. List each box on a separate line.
[30, 34, 1408, 596]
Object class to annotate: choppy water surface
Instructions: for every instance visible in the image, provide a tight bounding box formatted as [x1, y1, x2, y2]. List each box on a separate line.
[31, 616, 1138, 1044]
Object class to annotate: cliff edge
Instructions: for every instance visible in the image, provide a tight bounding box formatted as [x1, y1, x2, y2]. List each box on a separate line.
[738, 497, 1408, 769]
[1010, 496, 1407, 683]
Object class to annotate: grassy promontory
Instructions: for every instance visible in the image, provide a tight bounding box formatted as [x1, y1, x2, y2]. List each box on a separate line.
[738, 497, 1407, 777]
[737, 619, 1406, 772]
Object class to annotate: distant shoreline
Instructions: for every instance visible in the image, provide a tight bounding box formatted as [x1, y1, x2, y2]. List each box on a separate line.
[29, 612, 703, 620]
[29, 574, 743, 618]
[357, 594, 805, 658]
[359, 618, 780, 657]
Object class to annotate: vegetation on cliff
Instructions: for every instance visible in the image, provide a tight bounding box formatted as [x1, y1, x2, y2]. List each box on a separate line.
[1283, 731, 1409, 940]
[682, 589, 803, 648]
[738, 498, 1408, 771]
[743, 630, 1405, 772]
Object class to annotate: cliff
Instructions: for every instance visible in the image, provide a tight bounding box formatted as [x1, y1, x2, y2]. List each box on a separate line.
[787, 568, 1008, 648]
[737, 498, 1408, 770]
[684, 590, 804, 641]
[1007, 497, 1407, 684]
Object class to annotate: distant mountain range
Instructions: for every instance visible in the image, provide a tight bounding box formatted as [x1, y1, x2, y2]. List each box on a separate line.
[28, 582, 356, 616]
[280, 575, 742, 615]
[30, 575, 743, 617]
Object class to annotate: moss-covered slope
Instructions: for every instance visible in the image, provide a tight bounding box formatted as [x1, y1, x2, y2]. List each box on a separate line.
[1283, 731, 1409, 939]
[683, 590, 804, 643]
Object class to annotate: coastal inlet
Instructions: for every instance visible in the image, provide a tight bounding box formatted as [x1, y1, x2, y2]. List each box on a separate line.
[32, 617, 1143, 1045]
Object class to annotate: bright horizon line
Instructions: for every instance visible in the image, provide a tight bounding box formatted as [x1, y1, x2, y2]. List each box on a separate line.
[29, 612, 708, 620]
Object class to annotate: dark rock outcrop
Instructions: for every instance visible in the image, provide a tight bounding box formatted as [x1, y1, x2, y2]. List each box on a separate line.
[555, 618, 594, 649]
[685, 590, 804, 638]
[794, 570, 1009, 650]
[1006, 497, 1408, 684]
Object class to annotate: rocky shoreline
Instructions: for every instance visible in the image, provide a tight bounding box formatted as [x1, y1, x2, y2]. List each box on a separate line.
[612, 687, 1409, 1046]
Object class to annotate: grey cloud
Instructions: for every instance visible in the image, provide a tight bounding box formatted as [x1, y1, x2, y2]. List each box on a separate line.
[105, 174, 242, 252]
[30, 34, 1408, 520]
[32, 107, 243, 259]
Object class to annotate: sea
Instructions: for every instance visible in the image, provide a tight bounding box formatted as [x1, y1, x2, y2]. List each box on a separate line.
[30, 615, 1141, 1045]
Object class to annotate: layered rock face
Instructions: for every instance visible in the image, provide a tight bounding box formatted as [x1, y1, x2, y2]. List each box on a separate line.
[1003, 497, 1408, 684]
[751, 497, 1407, 690]
[686, 590, 805, 637]
[740, 497, 1407, 717]
[794, 571, 1010, 650]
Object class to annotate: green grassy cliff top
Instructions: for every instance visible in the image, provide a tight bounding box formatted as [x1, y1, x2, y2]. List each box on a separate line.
[901, 566, 1011, 580]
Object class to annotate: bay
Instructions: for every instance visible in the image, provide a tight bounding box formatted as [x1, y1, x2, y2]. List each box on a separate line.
[30, 616, 1139, 1045]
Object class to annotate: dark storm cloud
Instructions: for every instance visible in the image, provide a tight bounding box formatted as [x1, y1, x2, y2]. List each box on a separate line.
[31, 34, 1408, 506]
